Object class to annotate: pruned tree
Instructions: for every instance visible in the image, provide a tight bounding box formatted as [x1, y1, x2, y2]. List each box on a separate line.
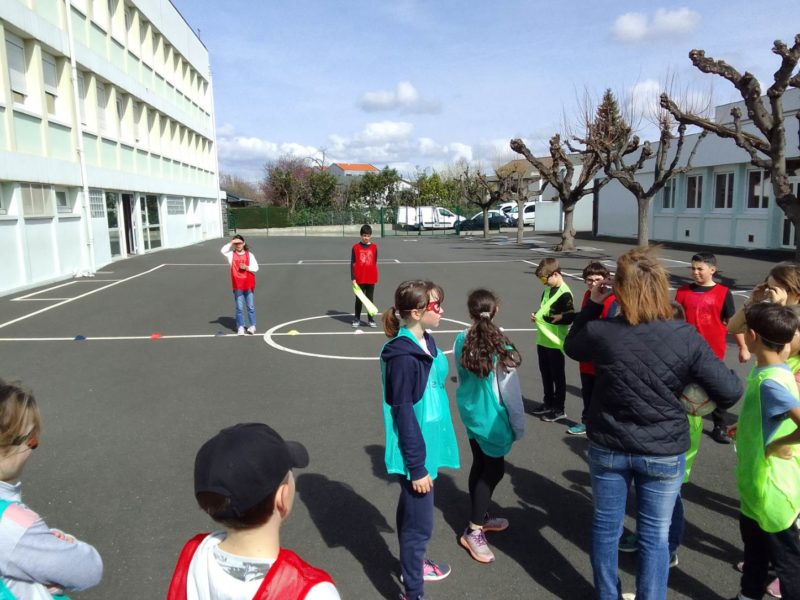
[496, 160, 532, 243]
[510, 91, 623, 251]
[459, 165, 515, 238]
[587, 88, 707, 246]
[660, 34, 800, 257]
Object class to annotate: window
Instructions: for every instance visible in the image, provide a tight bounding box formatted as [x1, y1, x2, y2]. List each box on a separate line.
[686, 175, 703, 209]
[167, 197, 185, 214]
[714, 172, 734, 209]
[747, 170, 770, 209]
[42, 53, 59, 116]
[88, 189, 105, 217]
[76, 71, 87, 124]
[20, 184, 53, 217]
[116, 94, 125, 121]
[55, 190, 71, 213]
[6, 34, 27, 104]
[661, 178, 675, 209]
[97, 82, 107, 132]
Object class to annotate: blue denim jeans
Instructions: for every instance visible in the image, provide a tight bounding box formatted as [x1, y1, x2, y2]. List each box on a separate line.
[588, 443, 685, 600]
[233, 289, 255, 329]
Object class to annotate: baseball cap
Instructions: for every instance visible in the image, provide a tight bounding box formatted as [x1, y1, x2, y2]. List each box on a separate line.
[194, 423, 309, 519]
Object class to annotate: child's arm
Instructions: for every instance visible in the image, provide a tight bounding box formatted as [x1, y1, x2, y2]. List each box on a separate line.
[3, 506, 102, 591]
[220, 243, 233, 263]
[734, 332, 750, 363]
[766, 406, 800, 459]
[247, 252, 259, 273]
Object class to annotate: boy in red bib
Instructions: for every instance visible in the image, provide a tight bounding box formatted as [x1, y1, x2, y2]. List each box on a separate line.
[351, 224, 379, 328]
[168, 423, 339, 600]
[675, 252, 737, 443]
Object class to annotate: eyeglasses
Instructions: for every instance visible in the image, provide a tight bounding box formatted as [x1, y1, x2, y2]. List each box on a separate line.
[425, 300, 443, 314]
[4, 430, 38, 451]
[585, 277, 605, 285]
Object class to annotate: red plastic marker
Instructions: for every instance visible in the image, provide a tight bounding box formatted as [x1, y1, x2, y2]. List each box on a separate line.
[150, 332, 162, 340]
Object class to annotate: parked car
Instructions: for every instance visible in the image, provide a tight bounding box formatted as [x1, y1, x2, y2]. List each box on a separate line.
[459, 210, 514, 230]
[509, 202, 536, 226]
[396, 206, 465, 229]
[498, 202, 517, 215]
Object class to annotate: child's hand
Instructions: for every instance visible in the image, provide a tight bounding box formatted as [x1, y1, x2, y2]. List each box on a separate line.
[766, 442, 794, 460]
[550, 314, 562, 323]
[530, 312, 536, 322]
[738, 346, 751, 363]
[748, 283, 771, 305]
[727, 424, 737, 440]
[411, 475, 433, 494]
[768, 286, 789, 305]
[51, 529, 75, 543]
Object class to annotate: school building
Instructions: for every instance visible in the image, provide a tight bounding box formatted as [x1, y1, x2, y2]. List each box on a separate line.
[0, 0, 223, 296]
[595, 88, 800, 251]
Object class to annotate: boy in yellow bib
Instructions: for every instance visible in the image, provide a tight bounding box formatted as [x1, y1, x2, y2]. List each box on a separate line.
[530, 258, 574, 422]
[732, 303, 800, 600]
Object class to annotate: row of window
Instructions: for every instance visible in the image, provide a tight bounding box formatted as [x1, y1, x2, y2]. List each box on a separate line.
[0, 183, 74, 217]
[4, 32, 214, 169]
[661, 170, 771, 211]
[70, 0, 209, 106]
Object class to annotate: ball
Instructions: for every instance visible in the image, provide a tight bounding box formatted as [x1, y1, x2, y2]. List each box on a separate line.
[680, 383, 716, 417]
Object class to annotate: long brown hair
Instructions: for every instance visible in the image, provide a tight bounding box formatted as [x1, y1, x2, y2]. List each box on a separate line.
[769, 262, 800, 298]
[613, 246, 672, 325]
[382, 280, 444, 338]
[0, 380, 42, 451]
[460, 289, 521, 377]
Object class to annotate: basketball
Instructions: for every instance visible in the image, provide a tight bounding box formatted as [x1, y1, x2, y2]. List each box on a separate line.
[680, 383, 716, 417]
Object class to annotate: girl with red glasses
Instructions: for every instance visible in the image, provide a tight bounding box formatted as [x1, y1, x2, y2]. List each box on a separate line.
[380, 281, 460, 600]
[0, 380, 102, 598]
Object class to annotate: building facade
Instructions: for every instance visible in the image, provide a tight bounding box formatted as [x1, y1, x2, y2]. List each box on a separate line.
[0, 0, 222, 296]
[596, 88, 800, 250]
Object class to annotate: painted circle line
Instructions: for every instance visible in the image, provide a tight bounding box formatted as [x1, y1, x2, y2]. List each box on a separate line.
[263, 314, 470, 360]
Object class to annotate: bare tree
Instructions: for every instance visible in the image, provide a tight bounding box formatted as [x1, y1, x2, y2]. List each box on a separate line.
[587, 88, 707, 246]
[460, 164, 513, 238]
[496, 160, 532, 244]
[511, 92, 622, 251]
[660, 34, 800, 257]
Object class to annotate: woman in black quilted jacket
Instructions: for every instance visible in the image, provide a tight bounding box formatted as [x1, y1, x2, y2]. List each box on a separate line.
[564, 246, 742, 600]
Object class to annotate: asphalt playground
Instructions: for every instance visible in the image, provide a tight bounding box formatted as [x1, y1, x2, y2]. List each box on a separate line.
[0, 231, 783, 599]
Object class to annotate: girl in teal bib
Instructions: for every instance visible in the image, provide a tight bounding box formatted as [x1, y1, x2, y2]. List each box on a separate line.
[380, 280, 460, 600]
[454, 289, 523, 564]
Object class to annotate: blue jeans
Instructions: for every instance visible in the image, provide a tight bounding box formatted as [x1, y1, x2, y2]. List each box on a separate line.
[396, 476, 433, 599]
[588, 443, 685, 600]
[233, 290, 255, 329]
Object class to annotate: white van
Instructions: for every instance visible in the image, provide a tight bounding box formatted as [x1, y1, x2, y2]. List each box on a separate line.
[395, 206, 465, 229]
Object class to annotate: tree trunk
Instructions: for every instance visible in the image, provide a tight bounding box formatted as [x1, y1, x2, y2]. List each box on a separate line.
[483, 207, 489, 238]
[516, 198, 525, 244]
[558, 204, 577, 251]
[637, 197, 650, 247]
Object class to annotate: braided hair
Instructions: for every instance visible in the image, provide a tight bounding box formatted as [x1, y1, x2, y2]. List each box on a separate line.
[460, 289, 521, 377]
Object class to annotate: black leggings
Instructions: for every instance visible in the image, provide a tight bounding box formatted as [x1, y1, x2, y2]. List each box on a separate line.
[354, 283, 375, 320]
[468, 438, 506, 525]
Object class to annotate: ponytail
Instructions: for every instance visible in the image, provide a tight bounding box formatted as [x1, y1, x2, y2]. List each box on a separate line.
[460, 289, 521, 377]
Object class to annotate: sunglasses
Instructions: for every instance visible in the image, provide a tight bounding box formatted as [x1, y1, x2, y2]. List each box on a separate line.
[5, 430, 38, 451]
[425, 300, 443, 314]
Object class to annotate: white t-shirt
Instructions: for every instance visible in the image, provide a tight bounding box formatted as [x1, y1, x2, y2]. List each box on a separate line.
[186, 532, 339, 600]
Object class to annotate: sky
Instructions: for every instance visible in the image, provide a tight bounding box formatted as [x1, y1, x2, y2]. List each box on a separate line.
[169, 0, 800, 182]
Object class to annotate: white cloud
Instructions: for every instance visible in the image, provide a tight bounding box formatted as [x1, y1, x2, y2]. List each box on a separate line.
[611, 8, 700, 42]
[359, 81, 441, 114]
[358, 120, 414, 143]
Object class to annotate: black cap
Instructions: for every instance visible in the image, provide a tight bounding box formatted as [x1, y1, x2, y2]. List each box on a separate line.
[194, 423, 308, 519]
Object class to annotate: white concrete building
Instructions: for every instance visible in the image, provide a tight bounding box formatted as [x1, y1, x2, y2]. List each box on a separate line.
[0, 0, 222, 296]
[596, 88, 800, 250]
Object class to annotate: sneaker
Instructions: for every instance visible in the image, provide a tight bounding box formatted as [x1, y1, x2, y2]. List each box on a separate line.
[482, 514, 509, 532]
[246, 326, 256, 335]
[711, 426, 732, 444]
[460, 528, 495, 563]
[531, 404, 550, 416]
[622, 594, 636, 600]
[368, 320, 377, 328]
[422, 558, 451, 581]
[619, 533, 638, 552]
[541, 410, 566, 422]
[669, 552, 679, 568]
[567, 423, 587, 435]
[351, 320, 360, 328]
[237, 326, 245, 336]
[767, 577, 782, 598]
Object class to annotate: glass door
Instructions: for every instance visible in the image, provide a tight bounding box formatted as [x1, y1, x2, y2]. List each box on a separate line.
[140, 194, 162, 251]
[106, 192, 121, 257]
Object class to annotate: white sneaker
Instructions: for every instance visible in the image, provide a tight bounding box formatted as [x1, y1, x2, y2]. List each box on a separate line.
[352, 320, 360, 328]
[237, 327, 245, 336]
[246, 326, 256, 335]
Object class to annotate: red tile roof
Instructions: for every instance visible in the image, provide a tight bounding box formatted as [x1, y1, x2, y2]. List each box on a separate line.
[333, 163, 379, 172]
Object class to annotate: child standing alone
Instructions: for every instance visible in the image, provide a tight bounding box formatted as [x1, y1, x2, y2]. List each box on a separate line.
[732, 303, 800, 600]
[531, 258, 574, 422]
[675, 252, 738, 443]
[221, 235, 259, 335]
[351, 224, 378, 328]
[381, 280, 460, 600]
[454, 289, 524, 564]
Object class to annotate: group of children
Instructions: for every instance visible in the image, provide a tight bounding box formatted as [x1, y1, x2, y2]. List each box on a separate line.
[4, 234, 800, 600]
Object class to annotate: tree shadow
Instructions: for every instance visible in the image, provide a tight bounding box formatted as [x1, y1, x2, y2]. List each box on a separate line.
[209, 316, 236, 332]
[681, 481, 739, 520]
[296, 473, 399, 599]
[326, 310, 357, 325]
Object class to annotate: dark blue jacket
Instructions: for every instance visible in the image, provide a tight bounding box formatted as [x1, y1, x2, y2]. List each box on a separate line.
[381, 332, 437, 480]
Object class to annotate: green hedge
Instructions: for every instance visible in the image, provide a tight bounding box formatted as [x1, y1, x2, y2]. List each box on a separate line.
[229, 206, 289, 229]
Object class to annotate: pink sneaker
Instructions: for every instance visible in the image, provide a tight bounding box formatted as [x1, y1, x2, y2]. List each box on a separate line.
[767, 577, 781, 598]
[460, 528, 495, 563]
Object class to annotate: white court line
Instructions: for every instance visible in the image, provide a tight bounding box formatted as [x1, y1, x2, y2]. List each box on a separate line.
[12, 281, 77, 301]
[394, 259, 400, 263]
[0, 264, 165, 331]
[13, 298, 71, 302]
